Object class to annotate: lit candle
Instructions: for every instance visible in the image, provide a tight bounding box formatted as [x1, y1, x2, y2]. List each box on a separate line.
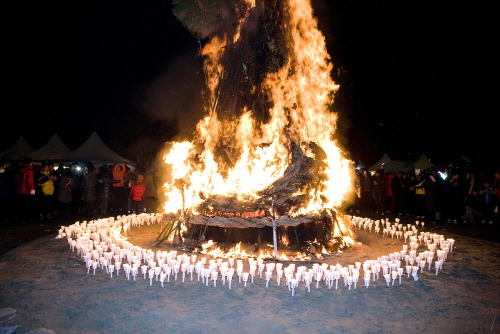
[148, 269, 154, 286]
[131, 266, 138, 281]
[242, 272, 249, 287]
[290, 279, 298, 296]
[304, 273, 312, 293]
[265, 271, 272, 288]
[384, 274, 391, 287]
[108, 264, 115, 278]
[159, 272, 166, 287]
[227, 269, 234, 289]
[276, 269, 283, 286]
[211, 271, 218, 287]
[154, 266, 162, 281]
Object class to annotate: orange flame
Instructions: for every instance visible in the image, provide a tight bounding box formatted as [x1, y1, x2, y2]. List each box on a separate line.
[163, 0, 352, 217]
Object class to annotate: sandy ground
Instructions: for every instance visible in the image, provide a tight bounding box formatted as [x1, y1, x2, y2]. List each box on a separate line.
[1, 214, 499, 334]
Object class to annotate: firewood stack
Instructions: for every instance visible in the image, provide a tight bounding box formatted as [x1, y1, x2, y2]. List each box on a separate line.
[187, 142, 331, 228]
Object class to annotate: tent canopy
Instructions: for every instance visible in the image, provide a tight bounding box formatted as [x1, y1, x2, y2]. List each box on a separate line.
[434, 155, 472, 172]
[414, 153, 434, 171]
[0, 136, 34, 161]
[28, 133, 71, 161]
[60, 132, 134, 166]
[369, 152, 392, 172]
[381, 160, 415, 174]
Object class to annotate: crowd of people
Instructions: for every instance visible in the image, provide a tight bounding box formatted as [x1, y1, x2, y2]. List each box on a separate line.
[351, 168, 500, 224]
[0, 157, 160, 224]
[1, 156, 499, 226]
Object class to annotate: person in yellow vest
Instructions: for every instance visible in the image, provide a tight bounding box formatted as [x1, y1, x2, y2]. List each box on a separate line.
[38, 165, 57, 220]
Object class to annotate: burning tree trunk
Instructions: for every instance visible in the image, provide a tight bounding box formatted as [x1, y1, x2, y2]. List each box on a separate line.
[160, 0, 354, 249]
[173, 0, 287, 122]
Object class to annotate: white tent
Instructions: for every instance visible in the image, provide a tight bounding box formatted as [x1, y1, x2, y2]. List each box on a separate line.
[60, 131, 134, 167]
[414, 153, 434, 171]
[0, 136, 34, 161]
[28, 133, 72, 161]
[368, 152, 392, 172]
[381, 160, 415, 174]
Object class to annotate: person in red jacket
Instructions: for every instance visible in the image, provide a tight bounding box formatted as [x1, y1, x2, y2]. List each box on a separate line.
[130, 174, 146, 214]
[111, 163, 127, 212]
[15, 157, 36, 223]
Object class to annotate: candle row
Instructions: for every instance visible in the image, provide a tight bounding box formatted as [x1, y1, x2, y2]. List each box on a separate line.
[58, 213, 456, 297]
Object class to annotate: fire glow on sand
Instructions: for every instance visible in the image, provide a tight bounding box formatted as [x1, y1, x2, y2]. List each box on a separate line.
[57, 213, 456, 297]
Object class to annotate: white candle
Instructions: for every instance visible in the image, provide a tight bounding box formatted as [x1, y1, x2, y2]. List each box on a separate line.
[227, 269, 234, 289]
[154, 266, 162, 281]
[108, 264, 115, 278]
[148, 269, 154, 286]
[211, 271, 218, 287]
[265, 271, 272, 288]
[159, 272, 166, 287]
[115, 261, 121, 275]
[242, 272, 249, 287]
[384, 274, 391, 287]
[276, 269, 283, 286]
[290, 279, 298, 296]
[92, 261, 98, 275]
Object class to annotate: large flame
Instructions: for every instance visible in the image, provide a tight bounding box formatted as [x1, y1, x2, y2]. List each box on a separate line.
[163, 0, 351, 217]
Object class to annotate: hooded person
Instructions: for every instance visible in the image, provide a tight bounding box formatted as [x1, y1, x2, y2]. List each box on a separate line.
[15, 157, 36, 223]
[130, 174, 146, 214]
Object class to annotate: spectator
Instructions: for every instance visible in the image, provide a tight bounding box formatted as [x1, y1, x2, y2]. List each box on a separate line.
[493, 171, 500, 219]
[123, 166, 138, 213]
[111, 163, 127, 212]
[38, 165, 57, 219]
[465, 172, 477, 195]
[69, 164, 84, 216]
[0, 164, 15, 222]
[81, 165, 98, 217]
[425, 170, 443, 223]
[404, 173, 416, 215]
[359, 169, 372, 212]
[57, 170, 74, 217]
[97, 166, 113, 215]
[384, 172, 395, 213]
[461, 189, 482, 223]
[443, 172, 465, 223]
[371, 170, 384, 214]
[479, 180, 497, 224]
[130, 174, 146, 214]
[412, 173, 426, 218]
[144, 168, 158, 213]
[392, 172, 406, 215]
[15, 157, 36, 223]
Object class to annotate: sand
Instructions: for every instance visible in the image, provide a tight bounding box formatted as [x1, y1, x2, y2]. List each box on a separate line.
[1, 215, 499, 334]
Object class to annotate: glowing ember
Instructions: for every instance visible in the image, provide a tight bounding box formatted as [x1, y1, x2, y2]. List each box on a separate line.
[198, 240, 311, 261]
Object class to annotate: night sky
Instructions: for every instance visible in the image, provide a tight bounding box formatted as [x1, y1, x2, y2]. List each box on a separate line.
[3, 1, 497, 171]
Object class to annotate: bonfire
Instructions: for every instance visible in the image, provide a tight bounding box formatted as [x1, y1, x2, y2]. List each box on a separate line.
[158, 0, 354, 256]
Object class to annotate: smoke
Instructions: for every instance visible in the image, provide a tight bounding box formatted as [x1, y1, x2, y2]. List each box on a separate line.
[134, 51, 206, 141]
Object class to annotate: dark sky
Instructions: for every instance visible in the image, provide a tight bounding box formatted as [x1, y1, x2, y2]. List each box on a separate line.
[3, 1, 497, 171]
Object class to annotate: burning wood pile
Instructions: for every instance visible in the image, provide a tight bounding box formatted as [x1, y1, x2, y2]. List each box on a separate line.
[159, 0, 353, 250]
[190, 142, 331, 228]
